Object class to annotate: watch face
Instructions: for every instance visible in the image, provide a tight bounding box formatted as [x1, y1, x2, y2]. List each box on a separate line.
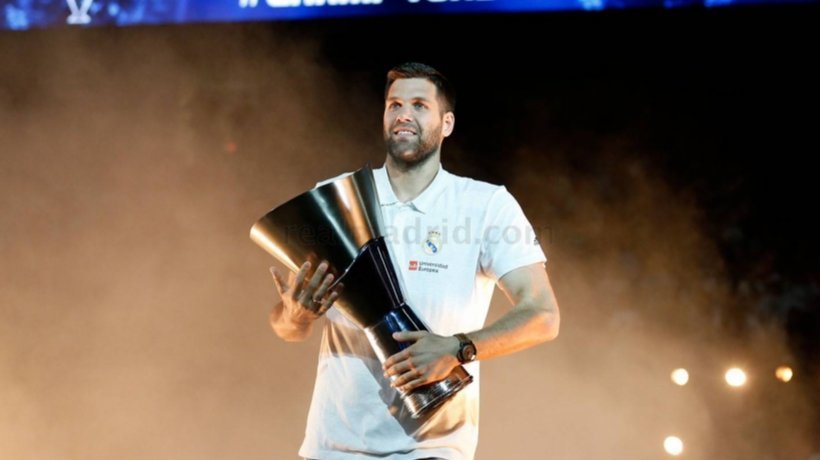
[462, 344, 477, 362]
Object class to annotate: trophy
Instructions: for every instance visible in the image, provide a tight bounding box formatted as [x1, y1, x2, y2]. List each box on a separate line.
[250, 165, 473, 418]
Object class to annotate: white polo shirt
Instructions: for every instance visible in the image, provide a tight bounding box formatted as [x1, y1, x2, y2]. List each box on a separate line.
[299, 165, 546, 460]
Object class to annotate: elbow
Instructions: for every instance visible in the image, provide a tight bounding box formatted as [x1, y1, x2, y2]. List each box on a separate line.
[534, 308, 560, 344]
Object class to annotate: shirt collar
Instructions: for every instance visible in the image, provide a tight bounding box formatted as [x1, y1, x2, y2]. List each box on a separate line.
[373, 163, 449, 214]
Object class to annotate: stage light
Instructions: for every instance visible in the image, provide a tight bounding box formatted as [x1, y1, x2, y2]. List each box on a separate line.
[664, 436, 684, 456]
[671, 368, 689, 386]
[775, 366, 793, 383]
[725, 367, 747, 387]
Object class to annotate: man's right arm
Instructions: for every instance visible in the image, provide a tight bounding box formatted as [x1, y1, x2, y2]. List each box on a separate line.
[269, 261, 340, 342]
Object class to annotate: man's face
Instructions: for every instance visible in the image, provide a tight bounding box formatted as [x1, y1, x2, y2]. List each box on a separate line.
[383, 78, 453, 169]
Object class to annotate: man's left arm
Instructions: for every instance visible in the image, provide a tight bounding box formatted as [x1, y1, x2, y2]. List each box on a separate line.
[383, 262, 560, 393]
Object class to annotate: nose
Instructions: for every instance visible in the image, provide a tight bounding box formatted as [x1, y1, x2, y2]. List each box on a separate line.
[395, 106, 413, 123]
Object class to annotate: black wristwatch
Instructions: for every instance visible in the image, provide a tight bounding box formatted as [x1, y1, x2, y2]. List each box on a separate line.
[455, 333, 477, 364]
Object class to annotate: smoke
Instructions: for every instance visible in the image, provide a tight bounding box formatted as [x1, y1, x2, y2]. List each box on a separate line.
[469, 135, 816, 459]
[0, 24, 379, 460]
[1, 21, 816, 460]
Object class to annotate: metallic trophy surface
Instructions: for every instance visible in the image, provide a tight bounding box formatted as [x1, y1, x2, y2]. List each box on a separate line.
[250, 166, 473, 418]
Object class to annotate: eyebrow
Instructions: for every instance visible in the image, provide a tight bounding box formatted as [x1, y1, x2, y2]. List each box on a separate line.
[386, 96, 432, 102]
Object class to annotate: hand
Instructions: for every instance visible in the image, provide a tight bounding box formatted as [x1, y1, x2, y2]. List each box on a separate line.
[382, 331, 461, 393]
[270, 261, 342, 326]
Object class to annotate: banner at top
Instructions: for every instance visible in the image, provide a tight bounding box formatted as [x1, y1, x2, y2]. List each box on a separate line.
[3, 0, 816, 31]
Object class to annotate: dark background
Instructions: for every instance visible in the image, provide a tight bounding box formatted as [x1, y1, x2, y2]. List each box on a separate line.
[1, 4, 818, 459]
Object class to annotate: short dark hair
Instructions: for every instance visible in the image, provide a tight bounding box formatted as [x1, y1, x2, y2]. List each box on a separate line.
[385, 62, 456, 113]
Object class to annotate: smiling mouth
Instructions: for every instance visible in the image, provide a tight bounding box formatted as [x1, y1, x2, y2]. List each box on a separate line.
[393, 126, 417, 137]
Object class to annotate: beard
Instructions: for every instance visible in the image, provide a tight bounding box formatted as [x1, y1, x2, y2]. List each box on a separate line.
[384, 121, 442, 170]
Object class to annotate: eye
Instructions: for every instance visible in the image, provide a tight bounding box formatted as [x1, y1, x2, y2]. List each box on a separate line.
[388, 102, 401, 109]
[413, 102, 426, 109]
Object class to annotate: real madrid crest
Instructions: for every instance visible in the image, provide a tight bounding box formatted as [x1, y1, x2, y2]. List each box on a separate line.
[422, 230, 442, 255]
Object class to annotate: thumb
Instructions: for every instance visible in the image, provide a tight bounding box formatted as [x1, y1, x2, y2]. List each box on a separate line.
[393, 330, 428, 342]
[270, 266, 286, 293]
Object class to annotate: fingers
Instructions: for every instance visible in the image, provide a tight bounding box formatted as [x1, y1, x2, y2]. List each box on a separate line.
[385, 360, 427, 392]
[299, 262, 331, 312]
[384, 358, 416, 378]
[316, 289, 341, 316]
[307, 262, 328, 293]
[292, 262, 311, 298]
[396, 376, 427, 393]
[271, 261, 343, 316]
[391, 365, 419, 386]
[383, 349, 410, 371]
[311, 272, 335, 305]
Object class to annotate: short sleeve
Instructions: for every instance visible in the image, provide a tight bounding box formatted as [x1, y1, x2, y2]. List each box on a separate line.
[479, 187, 546, 281]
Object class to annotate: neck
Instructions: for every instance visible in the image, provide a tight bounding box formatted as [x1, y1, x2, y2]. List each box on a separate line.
[384, 152, 441, 203]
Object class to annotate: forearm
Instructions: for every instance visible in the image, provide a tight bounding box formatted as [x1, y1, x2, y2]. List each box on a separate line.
[384, 272, 559, 392]
[468, 299, 559, 361]
[269, 301, 314, 342]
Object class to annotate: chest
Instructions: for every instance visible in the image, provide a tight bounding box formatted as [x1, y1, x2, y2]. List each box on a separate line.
[381, 203, 483, 305]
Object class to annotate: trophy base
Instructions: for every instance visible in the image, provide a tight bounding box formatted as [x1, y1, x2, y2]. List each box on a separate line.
[364, 305, 474, 419]
[401, 366, 473, 419]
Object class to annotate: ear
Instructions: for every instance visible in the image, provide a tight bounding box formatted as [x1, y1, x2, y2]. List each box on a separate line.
[442, 111, 455, 138]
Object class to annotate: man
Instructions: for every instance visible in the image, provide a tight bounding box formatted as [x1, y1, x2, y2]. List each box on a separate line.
[269, 62, 560, 460]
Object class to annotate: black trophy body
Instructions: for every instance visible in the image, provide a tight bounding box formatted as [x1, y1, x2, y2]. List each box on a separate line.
[250, 166, 473, 419]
